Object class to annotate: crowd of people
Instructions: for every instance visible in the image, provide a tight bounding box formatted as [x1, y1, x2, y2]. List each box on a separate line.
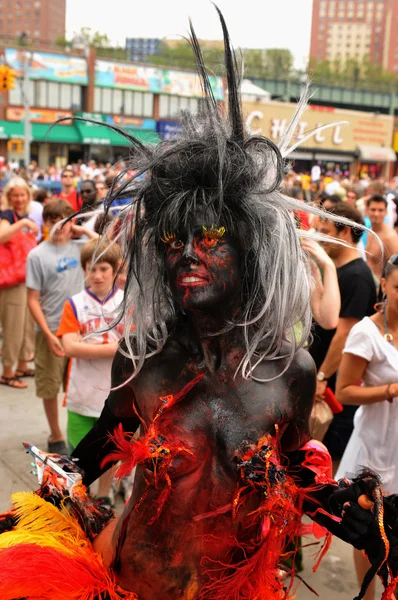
[0, 161, 398, 597]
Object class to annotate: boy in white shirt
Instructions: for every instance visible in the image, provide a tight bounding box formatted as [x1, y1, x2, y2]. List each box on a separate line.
[57, 238, 123, 505]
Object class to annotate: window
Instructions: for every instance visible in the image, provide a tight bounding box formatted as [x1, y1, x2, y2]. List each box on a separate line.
[9, 79, 34, 105]
[142, 92, 153, 117]
[179, 97, 189, 111]
[102, 88, 112, 113]
[94, 87, 101, 112]
[48, 82, 60, 107]
[159, 94, 169, 118]
[133, 91, 143, 114]
[159, 94, 197, 118]
[59, 83, 71, 109]
[113, 88, 123, 113]
[124, 90, 133, 115]
[72, 85, 81, 109]
[189, 98, 198, 113]
[37, 80, 46, 107]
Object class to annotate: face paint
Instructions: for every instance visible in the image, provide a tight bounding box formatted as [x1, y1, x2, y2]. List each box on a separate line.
[163, 216, 241, 312]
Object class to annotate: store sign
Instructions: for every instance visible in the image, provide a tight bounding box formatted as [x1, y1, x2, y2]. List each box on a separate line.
[156, 120, 183, 140]
[243, 101, 394, 153]
[6, 107, 72, 124]
[76, 112, 156, 131]
[82, 136, 111, 145]
[95, 60, 223, 100]
[5, 49, 88, 84]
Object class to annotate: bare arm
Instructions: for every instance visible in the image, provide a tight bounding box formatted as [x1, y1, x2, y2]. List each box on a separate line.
[384, 233, 398, 260]
[336, 352, 398, 405]
[70, 224, 99, 240]
[316, 317, 359, 399]
[318, 317, 358, 379]
[27, 288, 65, 357]
[0, 218, 38, 244]
[61, 331, 119, 359]
[302, 239, 340, 330]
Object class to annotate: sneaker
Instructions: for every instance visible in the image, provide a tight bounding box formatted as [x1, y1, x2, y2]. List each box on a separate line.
[47, 439, 68, 454]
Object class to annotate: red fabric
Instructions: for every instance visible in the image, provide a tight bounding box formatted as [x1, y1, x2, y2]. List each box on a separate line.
[0, 543, 137, 600]
[57, 298, 80, 337]
[324, 387, 343, 414]
[56, 189, 82, 212]
[0, 219, 37, 288]
[295, 210, 311, 230]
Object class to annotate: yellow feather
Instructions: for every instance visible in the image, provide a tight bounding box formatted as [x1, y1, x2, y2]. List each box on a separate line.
[0, 492, 91, 556]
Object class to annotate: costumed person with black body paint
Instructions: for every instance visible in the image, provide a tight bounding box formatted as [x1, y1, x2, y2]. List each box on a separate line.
[1, 9, 398, 600]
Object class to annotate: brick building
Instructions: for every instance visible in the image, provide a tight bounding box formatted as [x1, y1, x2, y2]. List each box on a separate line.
[310, 0, 398, 73]
[0, 0, 66, 44]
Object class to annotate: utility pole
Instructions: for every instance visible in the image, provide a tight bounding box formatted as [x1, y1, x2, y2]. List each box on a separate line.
[23, 52, 31, 168]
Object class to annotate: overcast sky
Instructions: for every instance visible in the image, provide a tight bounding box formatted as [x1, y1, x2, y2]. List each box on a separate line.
[66, 0, 313, 69]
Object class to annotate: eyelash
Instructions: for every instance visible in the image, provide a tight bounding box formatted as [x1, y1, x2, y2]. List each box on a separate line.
[161, 227, 225, 250]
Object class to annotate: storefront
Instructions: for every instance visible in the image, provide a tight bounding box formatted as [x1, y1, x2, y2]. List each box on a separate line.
[74, 112, 160, 163]
[243, 102, 396, 178]
[1, 110, 161, 166]
[0, 115, 81, 167]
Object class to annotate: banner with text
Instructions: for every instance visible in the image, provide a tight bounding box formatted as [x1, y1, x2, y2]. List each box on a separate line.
[95, 60, 223, 100]
[5, 49, 88, 84]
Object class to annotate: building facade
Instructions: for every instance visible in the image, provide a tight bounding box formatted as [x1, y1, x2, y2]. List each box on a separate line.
[0, 0, 66, 44]
[0, 45, 224, 166]
[244, 100, 396, 177]
[310, 0, 398, 73]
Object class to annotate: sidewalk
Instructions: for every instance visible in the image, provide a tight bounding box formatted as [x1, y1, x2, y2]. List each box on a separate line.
[0, 377, 382, 599]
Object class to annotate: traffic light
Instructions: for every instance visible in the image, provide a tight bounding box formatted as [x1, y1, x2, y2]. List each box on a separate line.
[0, 66, 8, 91]
[6, 67, 15, 90]
[0, 66, 16, 91]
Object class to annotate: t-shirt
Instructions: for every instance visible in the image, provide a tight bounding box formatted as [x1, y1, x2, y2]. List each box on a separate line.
[57, 287, 124, 417]
[311, 165, 321, 182]
[26, 240, 84, 331]
[336, 317, 398, 493]
[0, 209, 26, 224]
[56, 189, 81, 212]
[28, 200, 43, 241]
[310, 258, 376, 377]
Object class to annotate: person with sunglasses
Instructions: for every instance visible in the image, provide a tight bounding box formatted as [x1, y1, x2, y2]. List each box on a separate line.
[56, 168, 81, 212]
[336, 253, 398, 600]
[346, 189, 358, 206]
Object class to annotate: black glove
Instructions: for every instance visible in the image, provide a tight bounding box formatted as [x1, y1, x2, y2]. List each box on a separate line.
[325, 472, 396, 600]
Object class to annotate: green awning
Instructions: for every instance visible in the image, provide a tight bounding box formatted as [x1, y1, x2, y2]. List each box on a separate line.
[74, 120, 159, 146]
[32, 123, 81, 143]
[0, 121, 24, 139]
[0, 120, 80, 143]
[0, 119, 160, 146]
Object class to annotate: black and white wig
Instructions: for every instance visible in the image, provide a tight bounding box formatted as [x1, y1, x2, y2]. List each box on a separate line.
[96, 8, 350, 381]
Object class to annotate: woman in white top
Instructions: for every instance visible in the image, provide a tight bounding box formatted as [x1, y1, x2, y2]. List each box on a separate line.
[336, 253, 398, 600]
